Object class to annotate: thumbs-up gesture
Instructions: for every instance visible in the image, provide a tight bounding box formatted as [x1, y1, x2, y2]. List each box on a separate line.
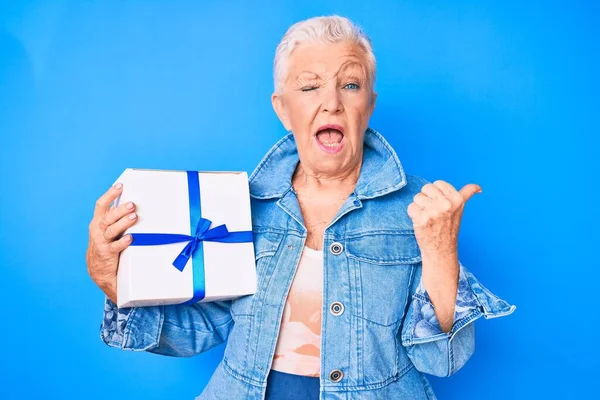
[407, 180, 482, 332]
[407, 180, 482, 260]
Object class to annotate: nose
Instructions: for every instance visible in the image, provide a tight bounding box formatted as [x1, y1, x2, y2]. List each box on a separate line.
[321, 84, 343, 114]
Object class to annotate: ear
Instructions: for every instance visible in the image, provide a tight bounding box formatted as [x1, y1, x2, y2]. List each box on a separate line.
[271, 92, 292, 131]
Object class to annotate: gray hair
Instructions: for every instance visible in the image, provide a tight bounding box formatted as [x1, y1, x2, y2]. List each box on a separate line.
[273, 15, 376, 94]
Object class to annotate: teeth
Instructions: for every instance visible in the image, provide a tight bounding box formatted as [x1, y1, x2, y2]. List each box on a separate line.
[322, 142, 340, 147]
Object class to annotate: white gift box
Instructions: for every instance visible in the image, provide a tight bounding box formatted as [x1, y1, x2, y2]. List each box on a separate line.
[112, 168, 257, 308]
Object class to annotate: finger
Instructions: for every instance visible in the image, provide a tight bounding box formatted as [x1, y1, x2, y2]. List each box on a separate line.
[421, 183, 445, 200]
[98, 201, 136, 232]
[458, 183, 483, 203]
[103, 212, 138, 242]
[94, 183, 123, 219]
[433, 180, 463, 205]
[413, 193, 432, 209]
[108, 233, 133, 254]
[407, 202, 423, 220]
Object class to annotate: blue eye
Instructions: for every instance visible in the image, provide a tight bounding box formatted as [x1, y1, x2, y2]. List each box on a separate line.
[344, 83, 360, 90]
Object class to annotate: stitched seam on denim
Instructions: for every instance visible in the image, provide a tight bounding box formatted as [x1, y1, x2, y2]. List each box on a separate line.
[253, 231, 283, 259]
[359, 315, 402, 328]
[483, 305, 517, 319]
[162, 312, 232, 334]
[410, 289, 417, 343]
[240, 309, 253, 376]
[357, 128, 406, 198]
[394, 317, 399, 377]
[156, 306, 164, 349]
[222, 321, 250, 381]
[122, 307, 138, 349]
[352, 257, 364, 385]
[449, 309, 483, 340]
[248, 133, 294, 199]
[277, 195, 305, 229]
[256, 231, 289, 315]
[322, 235, 329, 386]
[251, 227, 288, 234]
[405, 308, 483, 346]
[324, 198, 361, 232]
[448, 337, 454, 376]
[346, 253, 421, 265]
[418, 372, 438, 400]
[254, 250, 277, 259]
[350, 249, 404, 327]
[412, 292, 432, 305]
[401, 286, 419, 346]
[344, 229, 416, 239]
[398, 264, 416, 367]
[463, 264, 510, 317]
[368, 128, 405, 181]
[399, 264, 419, 346]
[470, 272, 516, 317]
[222, 357, 264, 387]
[263, 235, 304, 380]
[341, 217, 355, 384]
[231, 297, 255, 317]
[322, 362, 414, 391]
[352, 266, 414, 326]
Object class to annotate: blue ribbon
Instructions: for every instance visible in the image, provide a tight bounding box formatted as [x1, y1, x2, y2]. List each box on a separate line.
[129, 171, 253, 304]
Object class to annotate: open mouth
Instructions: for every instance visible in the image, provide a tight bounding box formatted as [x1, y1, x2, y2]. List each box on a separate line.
[314, 124, 345, 154]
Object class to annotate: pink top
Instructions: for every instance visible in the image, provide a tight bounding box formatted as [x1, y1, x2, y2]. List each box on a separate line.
[270, 246, 324, 377]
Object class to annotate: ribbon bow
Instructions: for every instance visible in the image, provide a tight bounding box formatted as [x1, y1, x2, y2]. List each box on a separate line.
[130, 217, 252, 272]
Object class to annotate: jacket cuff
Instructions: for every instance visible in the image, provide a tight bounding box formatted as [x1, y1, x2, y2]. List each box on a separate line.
[99, 296, 164, 351]
[402, 261, 516, 346]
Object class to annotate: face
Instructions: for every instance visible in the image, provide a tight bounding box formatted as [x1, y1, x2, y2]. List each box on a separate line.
[272, 41, 377, 178]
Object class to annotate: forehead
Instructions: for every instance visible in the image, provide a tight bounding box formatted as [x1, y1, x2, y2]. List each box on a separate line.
[286, 41, 368, 76]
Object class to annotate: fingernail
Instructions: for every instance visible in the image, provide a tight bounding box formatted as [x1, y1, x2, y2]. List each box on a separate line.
[128, 213, 137, 220]
[126, 202, 134, 209]
[125, 234, 132, 241]
[114, 183, 122, 190]
[477, 189, 483, 193]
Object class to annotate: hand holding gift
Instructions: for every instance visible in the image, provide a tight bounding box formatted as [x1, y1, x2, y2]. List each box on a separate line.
[86, 182, 137, 304]
[88, 168, 257, 308]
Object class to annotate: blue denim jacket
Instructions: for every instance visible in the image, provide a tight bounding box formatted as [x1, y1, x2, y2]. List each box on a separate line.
[100, 128, 516, 399]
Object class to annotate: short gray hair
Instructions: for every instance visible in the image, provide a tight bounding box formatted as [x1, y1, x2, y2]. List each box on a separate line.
[273, 15, 376, 94]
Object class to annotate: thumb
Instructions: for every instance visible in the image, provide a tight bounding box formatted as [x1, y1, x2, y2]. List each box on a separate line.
[459, 183, 482, 202]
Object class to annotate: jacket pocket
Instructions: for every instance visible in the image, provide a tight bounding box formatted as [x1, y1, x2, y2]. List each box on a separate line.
[346, 232, 421, 327]
[230, 230, 282, 318]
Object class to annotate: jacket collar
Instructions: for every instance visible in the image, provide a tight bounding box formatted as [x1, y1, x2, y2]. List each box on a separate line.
[249, 127, 407, 200]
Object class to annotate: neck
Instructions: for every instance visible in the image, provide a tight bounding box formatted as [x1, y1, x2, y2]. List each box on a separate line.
[292, 158, 362, 194]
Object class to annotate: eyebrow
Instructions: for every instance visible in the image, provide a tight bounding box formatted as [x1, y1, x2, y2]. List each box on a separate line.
[337, 60, 366, 76]
[294, 71, 321, 80]
[290, 61, 367, 84]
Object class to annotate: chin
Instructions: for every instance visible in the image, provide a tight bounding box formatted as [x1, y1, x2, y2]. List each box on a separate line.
[313, 157, 349, 174]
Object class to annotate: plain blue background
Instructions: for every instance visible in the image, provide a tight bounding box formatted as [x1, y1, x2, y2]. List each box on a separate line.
[1, 1, 597, 398]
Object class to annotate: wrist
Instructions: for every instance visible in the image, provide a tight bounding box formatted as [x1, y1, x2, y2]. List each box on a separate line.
[420, 254, 459, 294]
[94, 274, 117, 304]
[420, 248, 458, 264]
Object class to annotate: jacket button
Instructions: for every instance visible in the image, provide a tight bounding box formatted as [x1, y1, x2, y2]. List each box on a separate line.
[329, 369, 344, 382]
[329, 242, 344, 255]
[330, 301, 344, 316]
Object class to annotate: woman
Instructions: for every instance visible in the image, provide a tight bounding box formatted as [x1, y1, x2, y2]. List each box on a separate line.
[87, 15, 516, 400]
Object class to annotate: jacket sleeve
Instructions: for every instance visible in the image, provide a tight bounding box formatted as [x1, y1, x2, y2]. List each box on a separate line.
[99, 295, 235, 357]
[400, 260, 516, 377]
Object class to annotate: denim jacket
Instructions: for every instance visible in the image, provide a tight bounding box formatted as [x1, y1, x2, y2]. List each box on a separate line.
[100, 127, 516, 399]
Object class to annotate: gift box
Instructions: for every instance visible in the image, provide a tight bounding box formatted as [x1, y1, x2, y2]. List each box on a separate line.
[111, 168, 257, 308]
